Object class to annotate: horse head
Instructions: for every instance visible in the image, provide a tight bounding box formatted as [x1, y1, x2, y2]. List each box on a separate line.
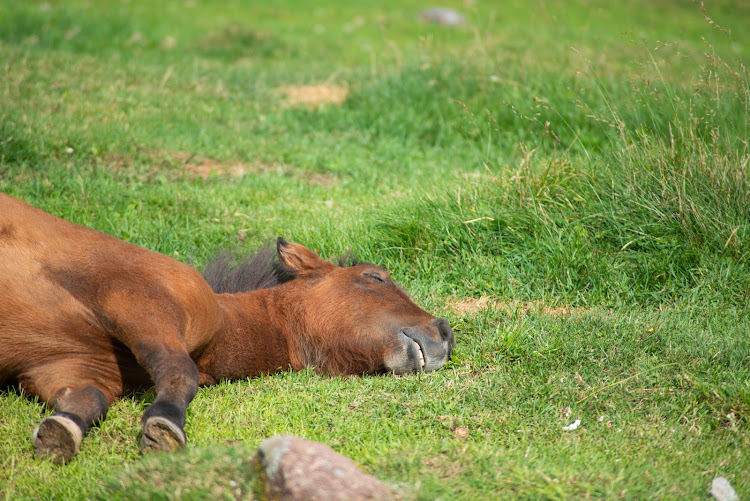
[274, 238, 455, 375]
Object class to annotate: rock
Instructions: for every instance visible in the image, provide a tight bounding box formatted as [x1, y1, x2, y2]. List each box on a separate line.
[419, 7, 466, 27]
[710, 477, 739, 501]
[255, 435, 393, 501]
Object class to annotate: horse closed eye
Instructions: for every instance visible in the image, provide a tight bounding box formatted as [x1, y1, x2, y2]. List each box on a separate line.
[364, 272, 387, 284]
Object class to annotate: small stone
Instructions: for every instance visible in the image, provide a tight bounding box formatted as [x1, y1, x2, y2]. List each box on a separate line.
[419, 7, 466, 26]
[255, 435, 393, 501]
[710, 477, 738, 501]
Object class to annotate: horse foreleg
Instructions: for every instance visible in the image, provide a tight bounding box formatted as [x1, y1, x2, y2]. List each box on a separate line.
[33, 385, 110, 464]
[20, 363, 118, 465]
[132, 344, 199, 454]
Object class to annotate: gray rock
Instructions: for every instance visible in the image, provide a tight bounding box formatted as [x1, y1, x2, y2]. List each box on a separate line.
[419, 7, 466, 27]
[255, 435, 393, 501]
[710, 477, 739, 501]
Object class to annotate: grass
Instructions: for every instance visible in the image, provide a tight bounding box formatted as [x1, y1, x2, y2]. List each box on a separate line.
[1, 0, 749, 499]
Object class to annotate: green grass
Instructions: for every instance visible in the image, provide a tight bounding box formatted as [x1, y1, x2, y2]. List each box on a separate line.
[1, 0, 749, 499]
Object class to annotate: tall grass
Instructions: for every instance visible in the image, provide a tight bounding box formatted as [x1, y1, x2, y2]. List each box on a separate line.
[375, 41, 750, 305]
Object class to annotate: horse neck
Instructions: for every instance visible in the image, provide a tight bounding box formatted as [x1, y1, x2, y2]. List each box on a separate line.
[195, 288, 301, 383]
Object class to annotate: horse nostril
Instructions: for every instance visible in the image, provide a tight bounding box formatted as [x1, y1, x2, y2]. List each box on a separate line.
[434, 318, 455, 346]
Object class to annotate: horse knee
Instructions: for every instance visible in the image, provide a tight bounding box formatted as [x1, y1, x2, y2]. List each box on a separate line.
[149, 354, 200, 410]
[53, 385, 111, 427]
[136, 346, 199, 402]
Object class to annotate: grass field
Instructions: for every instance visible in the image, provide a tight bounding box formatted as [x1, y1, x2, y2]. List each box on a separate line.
[1, 0, 749, 499]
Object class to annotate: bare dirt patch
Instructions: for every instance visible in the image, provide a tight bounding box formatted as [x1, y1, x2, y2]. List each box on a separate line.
[448, 296, 577, 317]
[277, 84, 349, 109]
[103, 150, 337, 186]
[451, 296, 494, 315]
[169, 152, 250, 178]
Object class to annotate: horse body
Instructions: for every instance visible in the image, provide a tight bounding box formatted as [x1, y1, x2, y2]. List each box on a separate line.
[0, 193, 454, 463]
[1, 194, 219, 396]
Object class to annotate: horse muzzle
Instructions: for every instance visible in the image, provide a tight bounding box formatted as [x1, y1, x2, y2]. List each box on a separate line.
[386, 318, 455, 374]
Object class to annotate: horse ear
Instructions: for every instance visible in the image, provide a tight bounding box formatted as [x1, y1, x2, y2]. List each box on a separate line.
[276, 237, 333, 276]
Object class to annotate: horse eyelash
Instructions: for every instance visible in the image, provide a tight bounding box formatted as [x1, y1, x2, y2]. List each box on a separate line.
[364, 272, 387, 284]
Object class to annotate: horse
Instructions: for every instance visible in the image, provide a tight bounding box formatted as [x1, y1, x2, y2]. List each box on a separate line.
[0, 193, 454, 464]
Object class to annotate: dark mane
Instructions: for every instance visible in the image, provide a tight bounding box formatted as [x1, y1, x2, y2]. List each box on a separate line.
[202, 243, 293, 294]
[201, 241, 359, 294]
[337, 253, 359, 268]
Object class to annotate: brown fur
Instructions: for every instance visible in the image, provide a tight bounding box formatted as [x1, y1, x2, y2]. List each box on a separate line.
[0, 193, 454, 462]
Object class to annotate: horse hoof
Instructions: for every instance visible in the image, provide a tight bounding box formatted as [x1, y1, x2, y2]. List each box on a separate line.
[33, 415, 83, 465]
[140, 416, 186, 453]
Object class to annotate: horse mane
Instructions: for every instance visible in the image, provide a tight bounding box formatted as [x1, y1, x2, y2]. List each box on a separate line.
[202, 241, 358, 294]
[202, 242, 292, 294]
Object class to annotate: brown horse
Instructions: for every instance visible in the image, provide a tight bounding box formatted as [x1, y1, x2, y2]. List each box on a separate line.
[0, 193, 454, 464]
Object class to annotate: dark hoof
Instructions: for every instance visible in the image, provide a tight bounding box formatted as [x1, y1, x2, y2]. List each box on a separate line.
[33, 415, 83, 465]
[140, 416, 186, 453]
